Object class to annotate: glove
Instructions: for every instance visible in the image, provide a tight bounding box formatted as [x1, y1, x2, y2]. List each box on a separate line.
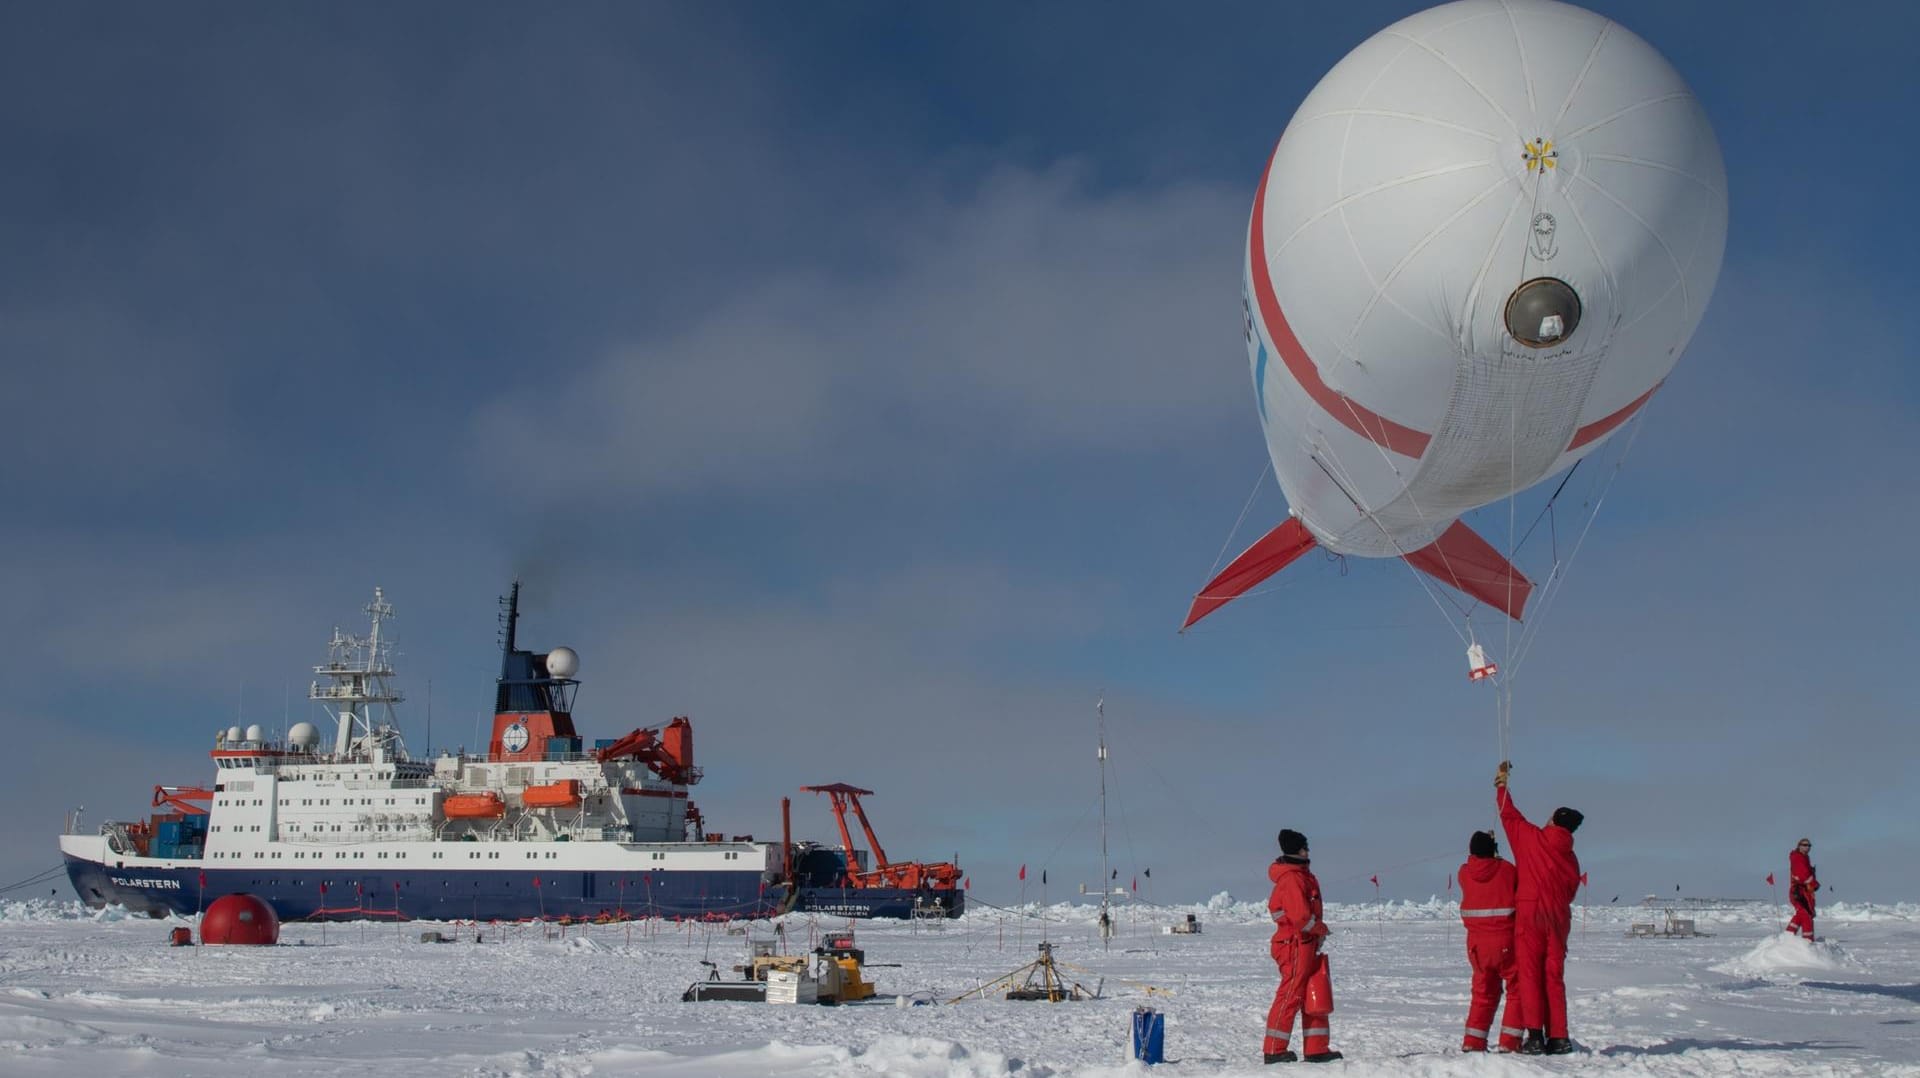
[1495, 760, 1511, 789]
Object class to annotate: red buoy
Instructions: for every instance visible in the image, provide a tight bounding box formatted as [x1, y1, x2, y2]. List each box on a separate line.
[200, 893, 280, 945]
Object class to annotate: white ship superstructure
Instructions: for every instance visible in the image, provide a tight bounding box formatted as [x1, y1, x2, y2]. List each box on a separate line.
[62, 585, 784, 921]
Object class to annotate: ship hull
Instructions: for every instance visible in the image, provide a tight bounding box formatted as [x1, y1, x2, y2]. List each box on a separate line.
[64, 853, 785, 922]
[795, 885, 964, 919]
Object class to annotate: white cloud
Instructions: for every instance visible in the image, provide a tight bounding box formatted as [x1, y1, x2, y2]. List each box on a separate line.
[470, 165, 1250, 497]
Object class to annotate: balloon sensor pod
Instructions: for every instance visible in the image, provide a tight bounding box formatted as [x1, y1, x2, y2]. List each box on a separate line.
[1504, 277, 1582, 347]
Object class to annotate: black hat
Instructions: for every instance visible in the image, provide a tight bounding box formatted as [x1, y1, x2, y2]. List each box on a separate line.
[1551, 807, 1584, 833]
[1278, 829, 1309, 856]
[1470, 830, 1498, 858]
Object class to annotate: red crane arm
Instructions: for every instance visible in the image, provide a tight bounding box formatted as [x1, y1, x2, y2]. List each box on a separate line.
[845, 790, 891, 870]
[800, 782, 960, 891]
[829, 791, 862, 872]
[802, 783, 876, 878]
[595, 724, 698, 785]
[595, 726, 660, 762]
[152, 785, 214, 815]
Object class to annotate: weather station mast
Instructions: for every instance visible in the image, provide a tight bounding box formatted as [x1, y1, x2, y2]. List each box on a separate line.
[1082, 695, 1126, 949]
[310, 587, 408, 761]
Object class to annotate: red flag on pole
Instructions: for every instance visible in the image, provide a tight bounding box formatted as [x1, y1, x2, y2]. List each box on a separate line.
[1131, 876, 1137, 893]
[1579, 872, 1589, 886]
[964, 877, 970, 891]
[198, 870, 207, 887]
[1447, 872, 1454, 892]
[1018, 864, 1026, 881]
[532, 876, 541, 888]
[1766, 872, 1775, 886]
[355, 882, 363, 897]
[1369, 875, 1379, 887]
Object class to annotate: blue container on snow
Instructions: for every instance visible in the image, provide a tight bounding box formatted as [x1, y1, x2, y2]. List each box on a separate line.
[1131, 1007, 1165, 1064]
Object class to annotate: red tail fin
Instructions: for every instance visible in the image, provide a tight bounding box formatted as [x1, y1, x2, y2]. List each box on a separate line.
[1404, 522, 1532, 620]
[1183, 518, 1317, 629]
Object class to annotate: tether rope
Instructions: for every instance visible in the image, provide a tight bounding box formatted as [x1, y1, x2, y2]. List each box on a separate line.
[0, 864, 67, 896]
[1504, 405, 1653, 681]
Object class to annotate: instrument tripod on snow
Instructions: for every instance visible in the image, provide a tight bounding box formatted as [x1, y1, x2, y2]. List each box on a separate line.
[950, 941, 1101, 1003]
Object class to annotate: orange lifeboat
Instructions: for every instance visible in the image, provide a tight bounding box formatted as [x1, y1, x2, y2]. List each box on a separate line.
[442, 792, 506, 819]
[522, 779, 581, 809]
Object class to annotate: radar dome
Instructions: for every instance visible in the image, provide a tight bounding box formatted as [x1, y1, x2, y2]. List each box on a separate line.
[545, 646, 579, 679]
[244, 724, 264, 743]
[288, 722, 319, 749]
[201, 893, 279, 945]
[226, 725, 244, 744]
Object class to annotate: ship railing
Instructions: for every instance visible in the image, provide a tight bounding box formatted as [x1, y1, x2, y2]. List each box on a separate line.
[280, 829, 433, 844]
[436, 751, 610, 766]
[340, 778, 432, 790]
[102, 822, 134, 855]
[564, 826, 627, 842]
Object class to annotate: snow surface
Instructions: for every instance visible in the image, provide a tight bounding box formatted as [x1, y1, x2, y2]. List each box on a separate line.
[2, 896, 1917, 1076]
[1710, 933, 1860, 977]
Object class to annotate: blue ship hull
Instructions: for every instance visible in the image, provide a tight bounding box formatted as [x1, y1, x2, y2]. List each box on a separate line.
[795, 885, 964, 919]
[65, 855, 786, 922]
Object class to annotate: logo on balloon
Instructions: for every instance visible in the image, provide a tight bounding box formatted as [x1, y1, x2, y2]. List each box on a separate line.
[1522, 137, 1559, 174]
[1529, 212, 1558, 261]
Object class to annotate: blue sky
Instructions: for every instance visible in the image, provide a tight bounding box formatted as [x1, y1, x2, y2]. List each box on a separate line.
[3, 1, 1915, 906]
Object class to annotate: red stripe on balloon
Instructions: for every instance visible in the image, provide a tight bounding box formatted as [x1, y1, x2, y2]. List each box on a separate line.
[1567, 382, 1659, 451]
[1247, 146, 1431, 459]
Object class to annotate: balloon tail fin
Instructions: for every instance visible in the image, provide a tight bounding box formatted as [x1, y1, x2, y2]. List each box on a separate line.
[1405, 521, 1533, 620]
[1183, 518, 1318, 630]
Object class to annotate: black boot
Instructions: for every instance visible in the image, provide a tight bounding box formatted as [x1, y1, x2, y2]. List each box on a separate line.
[1519, 1030, 1546, 1055]
[1304, 1051, 1344, 1063]
[1544, 1037, 1575, 1055]
[1264, 1050, 1297, 1063]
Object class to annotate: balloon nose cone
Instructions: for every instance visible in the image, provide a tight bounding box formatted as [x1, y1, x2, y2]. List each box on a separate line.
[1504, 277, 1583, 348]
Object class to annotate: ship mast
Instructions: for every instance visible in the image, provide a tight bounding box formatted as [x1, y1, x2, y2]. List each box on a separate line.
[311, 587, 406, 759]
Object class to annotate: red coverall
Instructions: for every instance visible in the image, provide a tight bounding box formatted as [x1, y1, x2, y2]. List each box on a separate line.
[1787, 848, 1819, 937]
[1459, 854, 1523, 1051]
[1263, 858, 1330, 1059]
[1498, 786, 1580, 1039]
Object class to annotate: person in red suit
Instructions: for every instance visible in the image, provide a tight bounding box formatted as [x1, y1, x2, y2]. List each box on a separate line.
[1459, 830, 1523, 1052]
[1262, 829, 1341, 1064]
[1786, 838, 1819, 938]
[1496, 761, 1582, 1056]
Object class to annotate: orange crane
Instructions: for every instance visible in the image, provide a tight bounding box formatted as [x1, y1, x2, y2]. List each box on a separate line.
[800, 783, 962, 891]
[151, 785, 214, 815]
[594, 716, 702, 786]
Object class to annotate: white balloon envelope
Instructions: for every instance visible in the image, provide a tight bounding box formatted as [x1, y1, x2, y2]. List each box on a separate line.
[1188, 0, 1726, 629]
